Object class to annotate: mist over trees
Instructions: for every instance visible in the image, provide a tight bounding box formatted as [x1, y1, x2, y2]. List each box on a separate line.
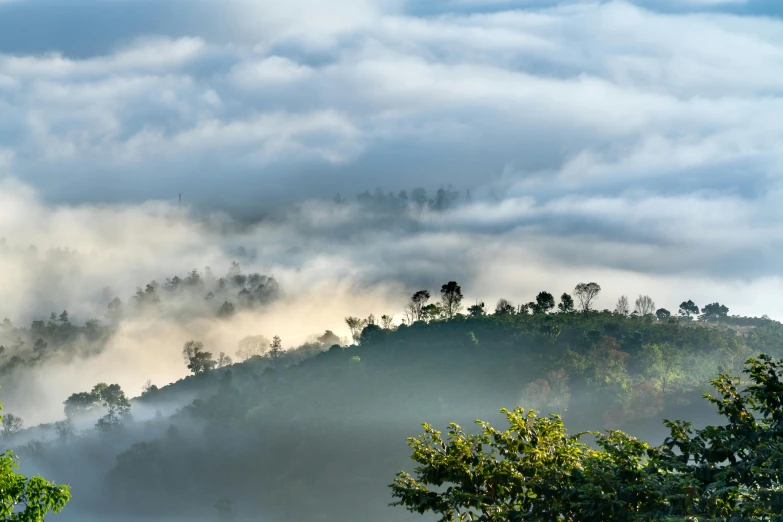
[0, 260, 283, 395]
[0, 273, 777, 521]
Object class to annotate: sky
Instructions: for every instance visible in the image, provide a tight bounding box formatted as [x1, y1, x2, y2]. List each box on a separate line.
[2, 0, 783, 321]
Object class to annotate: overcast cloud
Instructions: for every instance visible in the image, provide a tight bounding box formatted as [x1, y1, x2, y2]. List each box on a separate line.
[2, 0, 783, 321]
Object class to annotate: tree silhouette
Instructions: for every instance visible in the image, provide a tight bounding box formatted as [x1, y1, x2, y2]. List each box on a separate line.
[440, 281, 463, 319]
[574, 282, 601, 316]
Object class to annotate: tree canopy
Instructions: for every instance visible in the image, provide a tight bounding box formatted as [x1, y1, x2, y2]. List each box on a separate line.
[391, 354, 783, 521]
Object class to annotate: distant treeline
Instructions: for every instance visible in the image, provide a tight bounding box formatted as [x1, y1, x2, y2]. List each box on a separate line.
[0, 260, 280, 379]
[334, 185, 471, 212]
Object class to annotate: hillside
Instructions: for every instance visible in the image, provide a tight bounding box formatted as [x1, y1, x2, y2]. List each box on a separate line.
[14, 301, 783, 522]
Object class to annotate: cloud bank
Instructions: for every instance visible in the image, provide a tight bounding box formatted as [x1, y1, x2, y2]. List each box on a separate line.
[2, 0, 783, 420]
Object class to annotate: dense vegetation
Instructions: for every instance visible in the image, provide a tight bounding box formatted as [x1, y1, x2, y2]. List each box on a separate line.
[392, 355, 783, 521]
[0, 398, 69, 521]
[0, 260, 280, 382]
[6, 278, 783, 521]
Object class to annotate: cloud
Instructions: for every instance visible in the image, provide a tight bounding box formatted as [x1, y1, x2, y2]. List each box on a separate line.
[1, 0, 783, 422]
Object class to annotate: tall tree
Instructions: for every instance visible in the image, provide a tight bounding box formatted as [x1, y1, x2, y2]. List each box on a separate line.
[700, 302, 729, 322]
[405, 290, 431, 324]
[494, 299, 515, 316]
[532, 292, 555, 314]
[93, 383, 131, 433]
[557, 293, 575, 314]
[440, 281, 463, 319]
[345, 317, 368, 344]
[641, 342, 682, 396]
[634, 295, 656, 317]
[268, 336, 284, 361]
[217, 352, 233, 368]
[656, 308, 672, 321]
[236, 335, 270, 361]
[614, 295, 630, 316]
[467, 302, 486, 317]
[574, 282, 601, 316]
[678, 299, 700, 320]
[182, 341, 217, 375]
[1, 413, 23, 438]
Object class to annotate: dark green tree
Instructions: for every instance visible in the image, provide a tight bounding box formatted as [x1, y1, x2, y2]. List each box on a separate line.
[440, 281, 463, 319]
[532, 292, 555, 314]
[494, 299, 515, 316]
[405, 291, 431, 323]
[0, 399, 70, 520]
[699, 302, 729, 322]
[467, 302, 486, 317]
[557, 293, 575, 314]
[182, 340, 217, 375]
[678, 299, 699, 320]
[655, 308, 671, 321]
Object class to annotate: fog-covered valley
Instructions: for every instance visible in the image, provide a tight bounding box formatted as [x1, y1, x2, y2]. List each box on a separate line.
[5, 0, 783, 520]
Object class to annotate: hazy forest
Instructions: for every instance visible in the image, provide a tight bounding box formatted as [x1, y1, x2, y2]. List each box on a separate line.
[4, 0, 783, 520]
[3, 184, 783, 521]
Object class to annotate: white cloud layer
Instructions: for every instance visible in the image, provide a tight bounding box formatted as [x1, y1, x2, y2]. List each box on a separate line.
[1, 0, 783, 417]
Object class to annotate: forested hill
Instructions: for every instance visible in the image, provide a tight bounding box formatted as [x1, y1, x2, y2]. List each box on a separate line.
[18, 286, 783, 522]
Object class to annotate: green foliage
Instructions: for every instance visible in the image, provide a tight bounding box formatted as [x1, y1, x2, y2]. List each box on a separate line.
[182, 340, 217, 375]
[558, 293, 575, 314]
[532, 291, 555, 314]
[678, 300, 700, 319]
[391, 354, 783, 521]
[700, 302, 730, 323]
[440, 281, 463, 319]
[0, 397, 70, 521]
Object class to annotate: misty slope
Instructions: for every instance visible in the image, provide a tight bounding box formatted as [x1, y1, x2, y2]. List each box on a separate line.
[17, 308, 783, 522]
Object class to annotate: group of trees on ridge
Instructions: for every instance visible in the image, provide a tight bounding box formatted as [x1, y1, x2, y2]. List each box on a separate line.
[0, 261, 281, 383]
[335, 185, 469, 213]
[3, 276, 783, 521]
[341, 281, 736, 347]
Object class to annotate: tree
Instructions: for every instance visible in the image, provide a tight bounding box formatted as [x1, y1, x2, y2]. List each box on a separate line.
[614, 295, 630, 316]
[405, 290, 431, 323]
[217, 300, 235, 318]
[467, 302, 486, 317]
[531, 291, 555, 314]
[345, 317, 368, 344]
[1, 413, 23, 438]
[633, 294, 656, 317]
[267, 336, 284, 361]
[380, 315, 395, 329]
[678, 299, 699, 319]
[421, 303, 442, 322]
[0, 399, 70, 520]
[141, 380, 158, 397]
[182, 340, 217, 375]
[700, 302, 729, 322]
[217, 352, 233, 368]
[392, 355, 783, 522]
[557, 293, 575, 314]
[494, 299, 515, 316]
[64, 391, 101, 419]
[440, 281, 463, 319]
[655, 308, 671, 321]
[54, 419, 75, 442]
[640, 342, 682, 396]
[93, 383, 131, 433]
[317, 330, 341, 346]
[574, 282, 601, 315]
[236, 335, 269, 361]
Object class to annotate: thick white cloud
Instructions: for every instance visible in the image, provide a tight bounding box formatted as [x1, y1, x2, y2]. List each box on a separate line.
[0, 0, 782, 317]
